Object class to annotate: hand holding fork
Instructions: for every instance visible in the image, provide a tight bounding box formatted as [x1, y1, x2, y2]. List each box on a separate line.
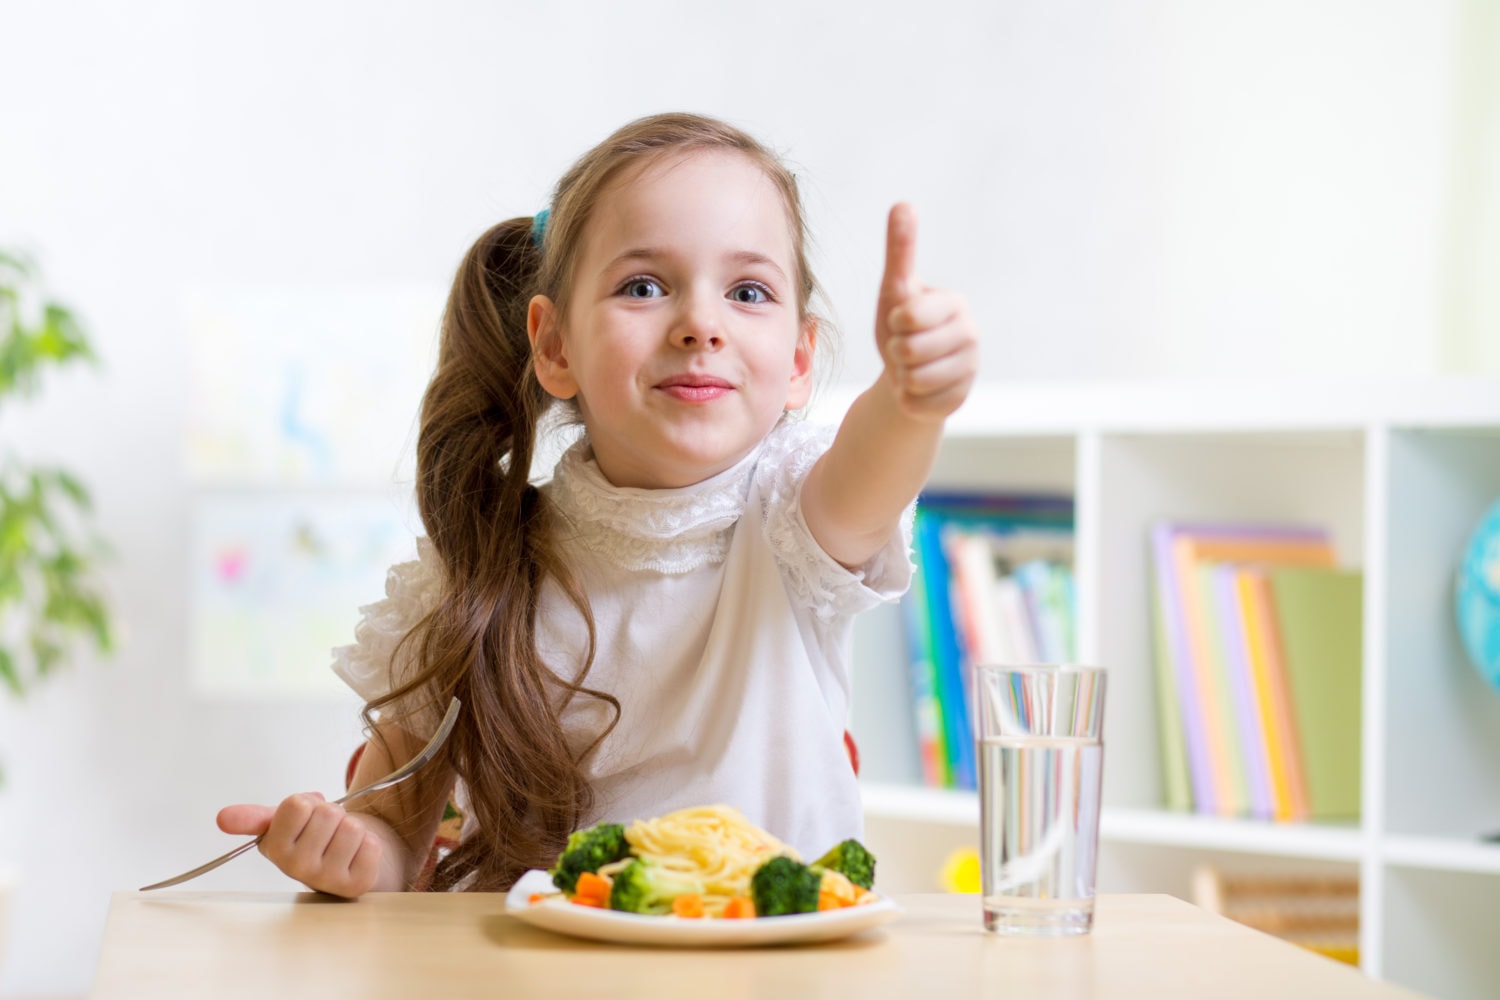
[141, 698, 460, 896]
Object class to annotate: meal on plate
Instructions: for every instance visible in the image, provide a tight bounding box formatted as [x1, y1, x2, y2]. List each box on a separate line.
[538, 804, 878, 919]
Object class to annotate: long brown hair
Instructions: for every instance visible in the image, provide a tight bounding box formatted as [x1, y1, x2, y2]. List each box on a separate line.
[367, 112, 828, 892]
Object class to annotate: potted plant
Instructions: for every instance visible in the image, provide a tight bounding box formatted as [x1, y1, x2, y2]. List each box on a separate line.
[0, 248, 113, 965]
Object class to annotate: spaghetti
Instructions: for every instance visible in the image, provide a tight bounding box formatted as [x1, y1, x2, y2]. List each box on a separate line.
[602, 805, 797, 916]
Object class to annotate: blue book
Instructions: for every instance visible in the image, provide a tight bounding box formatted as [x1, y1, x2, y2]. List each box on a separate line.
[913, 508, 974, 789]
[900, 507, 950, 787]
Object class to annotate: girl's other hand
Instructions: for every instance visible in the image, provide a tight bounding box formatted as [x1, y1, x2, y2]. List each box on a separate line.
[216, 793, 383, 898]
[874, 203, 979, 421]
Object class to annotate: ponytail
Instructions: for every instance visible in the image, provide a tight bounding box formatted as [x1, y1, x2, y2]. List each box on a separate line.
[368, 217, 616, 892]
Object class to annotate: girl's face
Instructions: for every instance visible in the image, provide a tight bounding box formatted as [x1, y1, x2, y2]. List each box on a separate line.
[528, 150, 815, 490]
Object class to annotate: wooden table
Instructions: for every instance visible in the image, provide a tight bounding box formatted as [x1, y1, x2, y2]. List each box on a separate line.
[91, 891, 1428, 999]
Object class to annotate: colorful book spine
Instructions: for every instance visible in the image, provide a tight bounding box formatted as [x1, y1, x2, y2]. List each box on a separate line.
[1015, 559, 1072, 662]
[900, 508, 949, 788]
[1150, 571, 1194, 812]
[913, 507, 974, 789]
[902, 492, 1075, 789]
[1151, 522, 1218, 814]
[1151, 521, 1333, 817]
[1239, 568, 1310, 820]
[1194, 563, 1254, 817]
[1210, 564, 1274, 820]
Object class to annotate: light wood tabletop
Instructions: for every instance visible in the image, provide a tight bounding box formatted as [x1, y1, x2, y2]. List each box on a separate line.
[91, 891, 1428, 999]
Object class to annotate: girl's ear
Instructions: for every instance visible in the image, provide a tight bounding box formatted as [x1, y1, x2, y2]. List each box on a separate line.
[528, 295, 579, 400]
[784, 317, 817, 411]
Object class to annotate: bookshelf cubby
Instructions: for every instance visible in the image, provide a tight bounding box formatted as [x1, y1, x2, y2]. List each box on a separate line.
[818, 378, 1500, 1000]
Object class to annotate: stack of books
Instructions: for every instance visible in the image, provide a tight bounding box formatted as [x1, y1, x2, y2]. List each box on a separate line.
[901, 491, 1075, 789]
[1150, 521, 1363, 821]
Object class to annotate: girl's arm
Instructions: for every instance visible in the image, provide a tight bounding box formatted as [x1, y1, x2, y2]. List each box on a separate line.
[801, 203, 978, 568]
[216, 720, 454, 897]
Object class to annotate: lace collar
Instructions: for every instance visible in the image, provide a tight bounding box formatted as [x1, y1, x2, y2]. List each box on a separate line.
[545, 438, 762, 574]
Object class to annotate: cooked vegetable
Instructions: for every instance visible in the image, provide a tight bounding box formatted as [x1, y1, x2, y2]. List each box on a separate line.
[549, 822, 632, 894]
[722, 896, 756, 919]
[811, 838, 876, 890]
[607, 859, 705, 915]
[571, 871, 613, 908]
[749, 855, 822, 916]
[546, 811, 881, 919]
[671, 893, 705, 918]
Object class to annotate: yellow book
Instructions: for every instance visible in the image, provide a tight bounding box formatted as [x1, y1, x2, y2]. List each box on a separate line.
[1237, 568, 1309, 822]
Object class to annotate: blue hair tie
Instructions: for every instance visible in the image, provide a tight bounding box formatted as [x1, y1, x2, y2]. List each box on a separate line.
[530, 208, 550, 248]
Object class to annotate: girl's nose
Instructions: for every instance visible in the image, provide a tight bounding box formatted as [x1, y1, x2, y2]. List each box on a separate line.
[669, 296, 724, 350]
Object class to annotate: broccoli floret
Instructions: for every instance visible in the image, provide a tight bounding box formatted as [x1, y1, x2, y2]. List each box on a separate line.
[548, 822, 631, 894]
[607, 858, 704, 915]
[812, 838, 876, 890]
[750, 855, 822, 916]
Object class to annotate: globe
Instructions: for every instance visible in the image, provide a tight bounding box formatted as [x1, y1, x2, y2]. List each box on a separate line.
[1456, 497, 1500, 691]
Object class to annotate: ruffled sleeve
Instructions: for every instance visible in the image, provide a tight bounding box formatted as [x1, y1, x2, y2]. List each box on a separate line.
[758, 419, 916, 623]
[330, 537, 445, 712]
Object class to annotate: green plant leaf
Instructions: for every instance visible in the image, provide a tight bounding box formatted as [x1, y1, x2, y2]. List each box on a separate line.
[0, 247, 99, 406]
[79, 593, 113, 651]
[0, 245, 114, 719]
[51, 468, 93, 510]
[31, 635, 63, 678]
[0, 646, 21, 696]
[0, 565, 22, 603]
[0, 248, 34, 276]
[40, 303, 95, 365]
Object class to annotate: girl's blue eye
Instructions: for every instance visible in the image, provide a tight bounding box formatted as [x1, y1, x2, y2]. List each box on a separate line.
[730, 283, 770, 305]
[623, 279, 662, 299]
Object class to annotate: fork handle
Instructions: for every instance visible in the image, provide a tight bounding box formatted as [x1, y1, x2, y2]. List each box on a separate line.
[138, 836, 264, 891]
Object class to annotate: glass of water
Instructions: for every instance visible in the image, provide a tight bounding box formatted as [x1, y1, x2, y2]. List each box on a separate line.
[975, 663, 1107, 935]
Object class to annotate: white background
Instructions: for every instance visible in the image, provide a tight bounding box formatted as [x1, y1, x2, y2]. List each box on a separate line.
[2, 0, 1497, 993]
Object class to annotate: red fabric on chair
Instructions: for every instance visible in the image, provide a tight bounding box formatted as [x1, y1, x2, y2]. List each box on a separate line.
[345, 743, 366, 792]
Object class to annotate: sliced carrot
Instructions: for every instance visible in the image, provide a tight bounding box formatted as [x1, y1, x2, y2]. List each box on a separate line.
[818, 890, 844, 912]
[671, 893, 705, 918]
[570, 896, 603, 908]
[819, 871, 861, 907]
[574, 871, 613, 906]
[723, 896, 756, 919]
[528, 893, 545, 904]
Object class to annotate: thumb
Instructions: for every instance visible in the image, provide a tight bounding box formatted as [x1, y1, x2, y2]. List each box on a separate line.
[879, 202, 919, 305]
[216, 803, 276, 836]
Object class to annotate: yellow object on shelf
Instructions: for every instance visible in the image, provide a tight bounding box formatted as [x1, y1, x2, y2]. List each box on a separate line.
[939, 847, 981, 894]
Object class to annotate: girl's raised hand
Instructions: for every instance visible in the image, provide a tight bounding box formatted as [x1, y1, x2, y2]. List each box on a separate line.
[217, 793, 383, 898]
[874, 203, 978, 421]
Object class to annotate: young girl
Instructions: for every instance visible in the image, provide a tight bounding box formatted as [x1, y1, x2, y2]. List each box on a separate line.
[217, 112, 978, 897]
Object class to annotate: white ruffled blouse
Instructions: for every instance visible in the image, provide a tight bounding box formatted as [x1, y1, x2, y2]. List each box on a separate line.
[331, 418, 914, 857]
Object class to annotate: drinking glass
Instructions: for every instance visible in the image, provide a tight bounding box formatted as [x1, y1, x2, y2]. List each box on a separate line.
[975, 664, 1107, 935]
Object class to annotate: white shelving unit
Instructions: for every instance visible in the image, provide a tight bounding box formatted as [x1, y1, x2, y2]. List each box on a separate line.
[821, 378, 1500, 1000]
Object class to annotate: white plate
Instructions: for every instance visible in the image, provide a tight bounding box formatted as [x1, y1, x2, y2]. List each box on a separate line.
[504, 869, 902, 947]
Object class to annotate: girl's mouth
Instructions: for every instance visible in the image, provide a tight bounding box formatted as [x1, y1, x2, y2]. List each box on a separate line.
[657, 375, 733, 402]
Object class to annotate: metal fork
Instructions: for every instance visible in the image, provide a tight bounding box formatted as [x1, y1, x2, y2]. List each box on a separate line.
[139, 697, 462, 891]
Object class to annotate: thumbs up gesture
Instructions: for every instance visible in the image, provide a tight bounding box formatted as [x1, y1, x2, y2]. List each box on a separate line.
[875, 203, 978, 421]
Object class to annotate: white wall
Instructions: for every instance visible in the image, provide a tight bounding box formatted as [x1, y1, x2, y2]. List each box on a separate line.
[0, 0, 1487, 993]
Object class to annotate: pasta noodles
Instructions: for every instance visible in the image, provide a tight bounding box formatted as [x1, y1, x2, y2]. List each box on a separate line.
[547, 804, 876, 918]
[603, 804, 799, 917]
